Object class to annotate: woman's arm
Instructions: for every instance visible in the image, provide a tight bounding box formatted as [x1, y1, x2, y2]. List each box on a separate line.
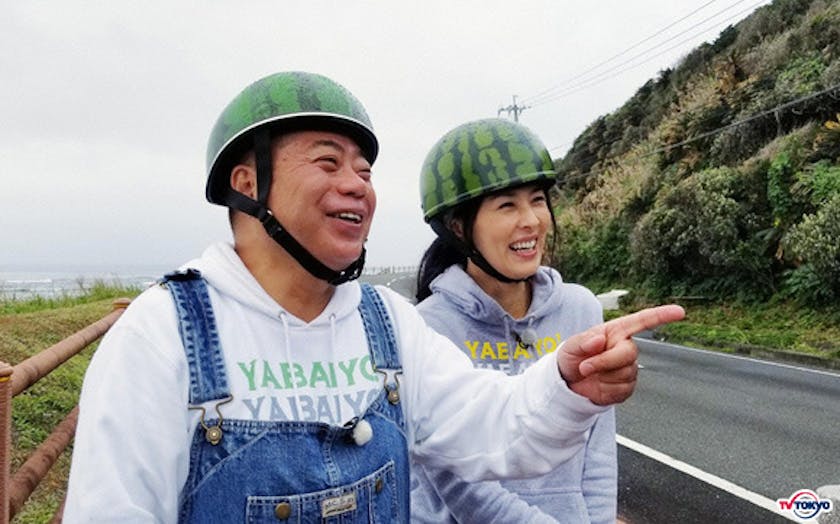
[581, 408, 618, 524]
[420, 465, 558, 524]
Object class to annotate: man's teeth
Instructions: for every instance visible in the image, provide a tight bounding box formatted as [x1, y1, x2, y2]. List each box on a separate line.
[511, 240, 536, 251]
[336, 212, 362, 223]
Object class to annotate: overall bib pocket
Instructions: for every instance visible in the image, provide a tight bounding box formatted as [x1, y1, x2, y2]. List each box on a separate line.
[245, 460, 398, 523]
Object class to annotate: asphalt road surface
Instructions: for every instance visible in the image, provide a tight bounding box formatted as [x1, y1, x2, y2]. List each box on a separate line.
[617, 338, 840, 523]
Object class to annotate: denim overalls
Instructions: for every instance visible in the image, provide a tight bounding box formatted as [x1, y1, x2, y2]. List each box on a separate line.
[163, 270, 409, 523]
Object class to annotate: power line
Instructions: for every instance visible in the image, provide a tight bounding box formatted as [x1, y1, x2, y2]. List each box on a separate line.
[549, 141, 573, 153]
[520, 0, 723, 106]
[529, 0, 768, 109]
[524, 0, 759, 107]
[642, 81, 840, 157]
[554, 82, 840, 185]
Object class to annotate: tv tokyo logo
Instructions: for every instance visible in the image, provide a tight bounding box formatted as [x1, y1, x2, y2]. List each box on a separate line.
[777, 490, 833, 520]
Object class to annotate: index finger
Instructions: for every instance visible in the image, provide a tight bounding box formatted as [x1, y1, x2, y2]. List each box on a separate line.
[604, 304, 685, 343]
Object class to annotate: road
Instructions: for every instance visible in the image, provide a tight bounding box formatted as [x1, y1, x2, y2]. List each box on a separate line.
[617, 338, 840, 522]
[364, 272, 840, 522]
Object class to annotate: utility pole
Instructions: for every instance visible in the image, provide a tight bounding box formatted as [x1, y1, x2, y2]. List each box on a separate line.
[497, 95, 529, 122]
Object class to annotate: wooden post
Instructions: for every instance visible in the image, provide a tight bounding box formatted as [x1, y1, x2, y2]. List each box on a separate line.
[1, 361, 13, 524]
[112, 298, 131, 310]
[0, 298, 130, 522]
[7, 407, 79, 520]
[9, 308, 125, 397]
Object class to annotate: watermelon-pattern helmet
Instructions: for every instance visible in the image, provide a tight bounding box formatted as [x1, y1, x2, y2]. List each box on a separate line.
[205, 71, 378, 205]
[420, 118, 556, 222]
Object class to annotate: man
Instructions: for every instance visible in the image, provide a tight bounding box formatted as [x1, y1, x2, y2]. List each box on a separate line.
[64, 71, 683, 522]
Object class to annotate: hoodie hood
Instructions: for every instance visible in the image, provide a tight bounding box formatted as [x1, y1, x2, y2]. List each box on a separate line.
[418, 263, 602, 376]
[185, 242, 362, 326]
[427, 264, 565, 327]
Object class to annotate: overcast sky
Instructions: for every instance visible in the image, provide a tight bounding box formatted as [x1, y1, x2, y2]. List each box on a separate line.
[1, 1, 770, 272]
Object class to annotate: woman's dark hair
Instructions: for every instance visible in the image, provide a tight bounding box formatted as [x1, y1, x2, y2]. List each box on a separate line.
[415, 237, 462, 303]
[415, 197, 482, 302]
[415, 184, 557, 303]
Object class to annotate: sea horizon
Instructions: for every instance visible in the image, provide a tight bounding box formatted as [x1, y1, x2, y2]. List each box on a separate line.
[0, 262, 418, 300]
[0, 263, 174, 300]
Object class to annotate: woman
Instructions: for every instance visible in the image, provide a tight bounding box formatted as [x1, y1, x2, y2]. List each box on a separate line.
[412, 118, 617, 523]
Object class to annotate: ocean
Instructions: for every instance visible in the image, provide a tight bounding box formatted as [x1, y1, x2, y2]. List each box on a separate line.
[0, 264, 174, 301]
[0, 263, 418, 301]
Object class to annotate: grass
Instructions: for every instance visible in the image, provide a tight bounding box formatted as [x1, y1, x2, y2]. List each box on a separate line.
[2, 285, 140, 523]
[2, 285, 838, 522]
[608, 296, 840, 364]
[0, 281, 140, 315]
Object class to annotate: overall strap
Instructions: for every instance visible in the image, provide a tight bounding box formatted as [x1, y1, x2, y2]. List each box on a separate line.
[358, 284, 400, 369]
[358, 283, 404, 421]
[162, 269, 230, 404]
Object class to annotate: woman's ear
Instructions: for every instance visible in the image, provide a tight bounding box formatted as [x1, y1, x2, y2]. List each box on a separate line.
[230, 164, 257, 200]
[448, 217, 465, 240]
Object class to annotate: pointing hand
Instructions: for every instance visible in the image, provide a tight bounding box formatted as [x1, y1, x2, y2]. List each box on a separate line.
[557, 305, 685, 405]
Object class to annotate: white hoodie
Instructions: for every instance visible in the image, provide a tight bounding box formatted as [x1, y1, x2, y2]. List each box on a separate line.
[64, 242, 606, 522]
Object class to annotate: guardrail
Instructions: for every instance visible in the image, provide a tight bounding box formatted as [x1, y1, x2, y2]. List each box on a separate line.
[0, 298, 130, 523]
[362, 265, 418, 276]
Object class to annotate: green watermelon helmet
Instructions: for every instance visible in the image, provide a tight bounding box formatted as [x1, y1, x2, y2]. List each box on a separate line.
[206, 71, 378, 205]
[420, 118, 555, 222]
[419, 118, 556, 283]
[205, 72, 377, 285]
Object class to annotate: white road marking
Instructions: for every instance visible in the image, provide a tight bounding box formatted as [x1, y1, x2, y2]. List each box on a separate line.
[637, 337, 840, 378]
[617, 434, 798, 521]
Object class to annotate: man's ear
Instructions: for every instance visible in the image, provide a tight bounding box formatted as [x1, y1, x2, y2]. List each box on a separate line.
[230, 164, 257, 200]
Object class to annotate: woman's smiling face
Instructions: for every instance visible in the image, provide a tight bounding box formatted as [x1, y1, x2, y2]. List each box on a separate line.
[470, 183, 551, 280]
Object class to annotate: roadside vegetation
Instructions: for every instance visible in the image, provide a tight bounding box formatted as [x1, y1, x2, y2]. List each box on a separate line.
[1, 284, 141, 523]
[0, 281, 140, 315]
[603, 293, 840, 367]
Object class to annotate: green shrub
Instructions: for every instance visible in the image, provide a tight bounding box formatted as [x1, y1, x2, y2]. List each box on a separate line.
[767, 151, 798, 224]
[780, 265, 835, 303]
[783, 192, 840, 302]
[793, 160, 840, 207]
[776, 54, 826, 97]
[554, 216, 632, 287]
[630, 166, 773, 297]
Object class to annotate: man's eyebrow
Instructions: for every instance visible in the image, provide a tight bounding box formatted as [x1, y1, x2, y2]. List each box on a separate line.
[308, 139, 344, 151]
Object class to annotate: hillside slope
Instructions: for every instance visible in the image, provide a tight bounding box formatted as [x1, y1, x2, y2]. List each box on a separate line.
[553, 0, 840, 304]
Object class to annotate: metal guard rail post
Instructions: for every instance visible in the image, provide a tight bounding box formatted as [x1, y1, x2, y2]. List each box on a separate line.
[0, 298, 131, 523]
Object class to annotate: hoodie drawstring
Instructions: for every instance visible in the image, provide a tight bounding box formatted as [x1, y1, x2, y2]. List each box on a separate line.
[329, 313, 338, 357]
[504, 317, 514, 368]
[279, 311, 300, 414]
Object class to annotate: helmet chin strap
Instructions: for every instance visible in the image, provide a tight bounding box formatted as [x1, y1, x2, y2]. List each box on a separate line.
[224, 129, 366, 285]
[429, 219, 530, 284]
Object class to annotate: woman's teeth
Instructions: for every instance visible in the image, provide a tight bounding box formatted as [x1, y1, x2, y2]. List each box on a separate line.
[511, 240, 536, 251]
